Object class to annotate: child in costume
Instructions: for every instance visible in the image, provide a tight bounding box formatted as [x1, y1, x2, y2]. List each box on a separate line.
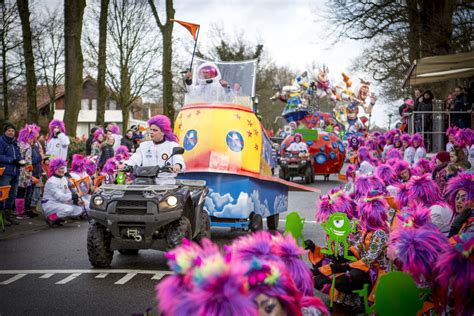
[46, 119, 70, 160]
[394, 160, 411, 183]
[412, 133, 426, 165]
[90, 128, 105, 159]
[401, 134, 415, 165]
[68, 154, 92, 210]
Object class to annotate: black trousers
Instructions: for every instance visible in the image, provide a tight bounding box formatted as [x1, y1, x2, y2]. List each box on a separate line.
[314, 268, 371, 294]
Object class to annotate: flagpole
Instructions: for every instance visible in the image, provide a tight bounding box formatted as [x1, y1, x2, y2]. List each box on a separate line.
[189, 27, 200, 71]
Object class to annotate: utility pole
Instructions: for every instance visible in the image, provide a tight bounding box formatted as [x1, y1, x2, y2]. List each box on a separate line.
[388, 113, 393, 130]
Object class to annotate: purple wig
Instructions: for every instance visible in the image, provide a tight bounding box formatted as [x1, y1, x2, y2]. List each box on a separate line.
[316, 195, 336, 222]
[366, 139, 378, 152]
[376, 135, 386, 148]
[101, 157, 118, 176]
[354, 175, 386, 201]
[246, 259, 303, 316]
[376, 164, 399, 186]
[386, 148, 403, 160]
[115, 145, 130, 160]
[231, 231, 279, 263]
[394, 160, 410, 175]
[413, 158, 431, 175]
[446, 126, 458, 137]
[48, 157, 67, 177]
[93, 128, 105, 142]
[85, 157, 97, 176]
[148, 115, 178, 142]
[407, 175, 444, 207]
[273, 233, 314, 296]
[18, 124, 40, 143]
[71, 154, 87, 173]
[445, 172, 474, 211]
[345, 164, 356, 179]
[397, 203, 437, 231]
[357, 146, 377, 165]
[384, 131, 394, 144]
[108, 123, 120, 135]
[411, 133, 424, 148]
[388, 228, 450, 284]
[293, 133, 303, 142]
[332, 189, 358, 219]
[358, 190, 388, 232]
[400, 134, 412, 147]
[395, 183, 410, 209]
[434, 233, 474, 315]
[393, 135, 401, 148]
[48, 119, 66, 138]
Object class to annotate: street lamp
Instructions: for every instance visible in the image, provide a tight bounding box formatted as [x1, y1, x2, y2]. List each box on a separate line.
[388, 113, 393, 130]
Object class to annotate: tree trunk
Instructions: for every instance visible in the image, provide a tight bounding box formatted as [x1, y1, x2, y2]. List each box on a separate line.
[149, 0, 175, 123]
[16, 0, 38, 123]
[121, 106, 129, 133]
[1, 48, 8, 121]
[406, 0, 421, 63]
[419, 0, 454, 57]
[63, 0, 86, 137]
[96, 0, 109, 126]
[119, 66, 131, 132]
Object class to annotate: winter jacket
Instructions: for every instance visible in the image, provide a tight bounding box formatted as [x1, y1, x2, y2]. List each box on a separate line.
[99, 144, 115, 168]
[120, 137, 136, 153]
[0, 134, 21, 176]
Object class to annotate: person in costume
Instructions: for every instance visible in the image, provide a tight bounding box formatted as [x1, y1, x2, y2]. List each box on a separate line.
[46, 119, 70, 160]
[445, 127, 458, 152]
[41, 158, 85, 226]
[68, 154, 93, 210]
[445, 173, 474, 237]
[123, 115, 185, 174]
[185, 62, 231, 103]
[394, 160, 411, 183]
[431, 151, 450, 193]
[90, 128, 105, 159]
[105, 123, 122, 152]
[355, 146, 376, 175]
[286, 133, 308, 153]
[411, 133, 426, 164]
[401, 134, 415, 165]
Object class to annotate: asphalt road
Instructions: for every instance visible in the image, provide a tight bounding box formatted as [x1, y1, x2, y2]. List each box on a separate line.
[0, 175, 343, 316]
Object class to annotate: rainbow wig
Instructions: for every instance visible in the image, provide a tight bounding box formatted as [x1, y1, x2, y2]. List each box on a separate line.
[108, 123, 120, 135]
[330, 188, 358, 219]
[18, 124, 40, 143]
[397, 203, 436, 231]
[445, 172, 474, 210]
[71, 154, 88, 174]
[386, 148, 403, 160]
[246, 259, 302, 316]
[93, 128, 105, 142]
[48, 157, 67, 177]
[358, 190, 388, 232]
[273, 233, 314, 296]
[376, 164, 399, 186]
[148, 115, 178, 142]
[231, 231, 279, 263]
[115, 145, 130, 160]
[434, 233, 474, 315]
[407, 175, 444, 207]
[411, 133, 424, 147]
[388, 228, 450, 284]
[48, 119, 66, 138]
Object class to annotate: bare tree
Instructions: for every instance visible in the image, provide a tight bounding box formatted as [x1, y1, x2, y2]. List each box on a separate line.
[96, 0, 109, 126]
[148, 0, 175, 121]
[33, 5, 64, 122]
[1, 0, 23, 121]
[63, 0, 86, 137]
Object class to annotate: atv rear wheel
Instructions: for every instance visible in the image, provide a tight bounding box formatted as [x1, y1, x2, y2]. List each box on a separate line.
[118, 249, 139, 255]
[266, 213, 279, 230]
[87, 220, 113, 267]
[194, 210, 211, 241]
[249, 213, 263, 232]
[166, 217, 192, 249]
[304, 166, 312, 184]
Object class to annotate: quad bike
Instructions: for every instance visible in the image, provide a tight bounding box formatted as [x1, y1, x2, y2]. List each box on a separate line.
[278, 150, 314, 184]
[87, 147, 210, 267]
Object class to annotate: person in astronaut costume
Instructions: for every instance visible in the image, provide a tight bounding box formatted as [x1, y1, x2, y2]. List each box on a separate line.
[42, 158, 85, 226]
[185, 62, 231, 103]
[121, 115, 185, 177]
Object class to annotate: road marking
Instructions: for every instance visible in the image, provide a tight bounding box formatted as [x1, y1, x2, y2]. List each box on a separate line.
[0, 269, 171, 275]
[151, 272, 168, 280]
[114, 273, 137, 285]
[55, 273, 81, 284]
[272, 219, 317, 224]
[39, 273, 54, 279]
[0, 273, 27, 285]
[95, 273, 109, 279]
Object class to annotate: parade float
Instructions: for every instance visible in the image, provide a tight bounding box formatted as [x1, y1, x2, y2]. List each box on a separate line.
[174, 58, 317, 230]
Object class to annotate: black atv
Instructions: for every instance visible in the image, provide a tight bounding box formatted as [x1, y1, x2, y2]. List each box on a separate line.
[87, 147, 210, 267]
[278, 150, 314, 184]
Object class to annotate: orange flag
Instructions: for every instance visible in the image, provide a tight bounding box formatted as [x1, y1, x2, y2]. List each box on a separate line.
[72, 176, 92, 197]
[171, 19, 200, 41]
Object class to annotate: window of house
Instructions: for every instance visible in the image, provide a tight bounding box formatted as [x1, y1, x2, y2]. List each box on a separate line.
[91, 99, 97, 110]
[81, 99, 90, 110]
[108, 100, 117, 110]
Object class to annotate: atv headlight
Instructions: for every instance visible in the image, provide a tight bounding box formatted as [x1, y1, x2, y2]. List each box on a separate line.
[301, 160, 307, 164]
[93, 196, 104, 206]
[166, 196, 178, 207]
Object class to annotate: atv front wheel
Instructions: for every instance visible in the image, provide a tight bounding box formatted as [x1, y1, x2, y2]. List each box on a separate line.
[304, 166, 312, 184]
[166, 217, 192, 249]
[118, 249, 139, 255]
[194, 210, 211, 241]
[87, 220, 113, 267]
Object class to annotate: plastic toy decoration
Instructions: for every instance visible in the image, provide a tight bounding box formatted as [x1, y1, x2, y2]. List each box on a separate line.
[354, 272, 430, 316]
[284, 211, 305, 246]
[116, 171, 125, 185]
[320, 212, 357, 261]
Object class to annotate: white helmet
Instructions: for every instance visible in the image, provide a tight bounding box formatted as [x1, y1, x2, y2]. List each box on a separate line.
[196, 62, 221, 85]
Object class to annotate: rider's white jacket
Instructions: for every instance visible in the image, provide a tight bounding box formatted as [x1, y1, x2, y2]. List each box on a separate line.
[124, 140, 185, 171]
[286, 142, 308, 152]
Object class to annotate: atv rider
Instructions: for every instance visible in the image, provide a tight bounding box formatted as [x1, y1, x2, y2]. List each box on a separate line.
[285, 133, 308, 156]
[121, 115, 185, 174]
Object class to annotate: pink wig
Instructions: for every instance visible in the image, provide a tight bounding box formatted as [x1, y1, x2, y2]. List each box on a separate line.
[48, 119, 66, 138]
[376, 135, 386, 148]
[101, 157, 118, 175]
[345, 164, 356, 179]
[358, 190, 389, 232]
[434, 233, 474, 315]
[395, 183, 410, 209]
[18, 124, 40, 143]
[354, 175, 386, 201]
[231, 231, 279, 263]
[293, 133, 303, 142]
[357, 146, 376, 164]
[115, 145, 130, 160]
[316, 195, 336, 222]
[388, 228, 450, 284]
[400, 133, 412, 146]
[148, 115, 178, 142]
[394, 160, 410, 175]
[376, 164, 399, 186]
[407, 175, 444, 207]
[393, 135, 401, 148]
[411, 133, 424, 147]
[384, 131, 394, 143]
[446, 126, 458, 137]
[93, 128, 105, 142]
[273, 233, 314, 296]
[300, 296, 329, 316]
[413, 158, 431, 175]
[445, 173, 474, 210]
[48, 157, 67, 177]
[386, 148, 403, 160]
[246, 259, 303, 316]
[70, 154, 87, 173]
[85, 158, 97, 176]
[108, 123, 120, 135]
